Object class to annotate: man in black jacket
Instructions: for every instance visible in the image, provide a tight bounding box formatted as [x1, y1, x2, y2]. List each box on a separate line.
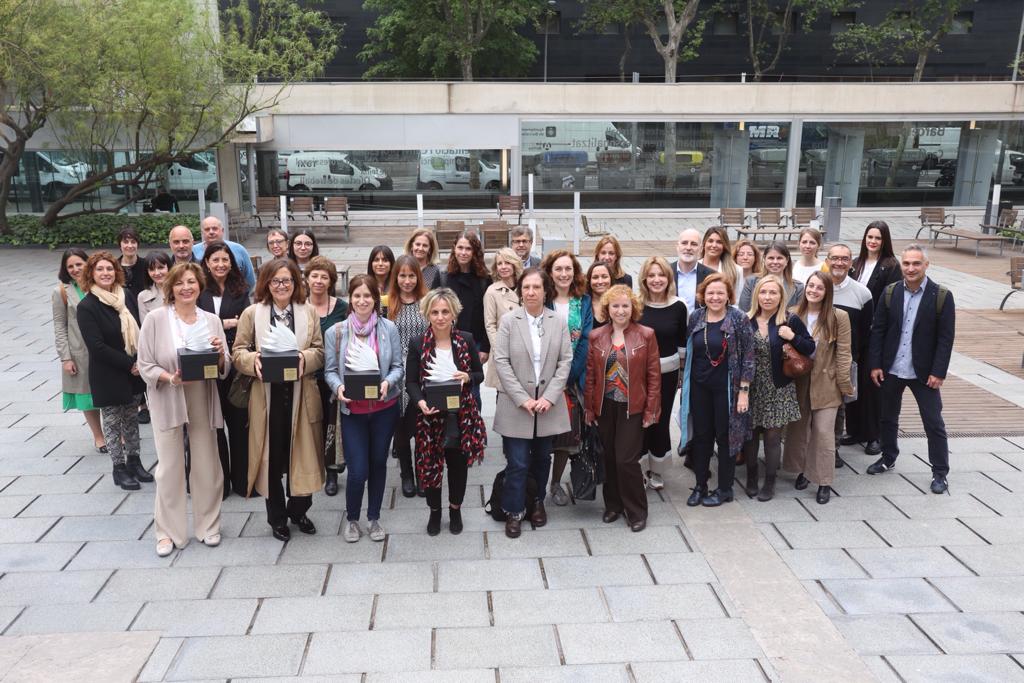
[867, 244, 955, 493]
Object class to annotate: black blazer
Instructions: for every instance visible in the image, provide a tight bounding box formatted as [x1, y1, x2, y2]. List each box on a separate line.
[405, 332, 485, 407]
[198, 286, 250, 348]
[868, 279, 955, 381]
[442, 271, 492, 354]
[851, 257, 901, 304]
[121, 259, 148, 315]
[613, 273, 633, 288]
[749, 313, 816, 389]
[77, 293, 145, 407]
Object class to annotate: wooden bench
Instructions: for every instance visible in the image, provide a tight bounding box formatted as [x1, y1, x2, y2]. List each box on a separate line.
[916, 207, 956, 239]
[254, 196, 280, 229]
[480, 220, 510, 251]
[980, 208, 1018, 235]
[737, 208, 803, 241]
[789, 207, 818, 230]
[1001, 257, 1024, 311]
[435, 220, 468, 252]
[289, 196, 315, 222]
[718, 208, 748, 235]
[497, 196, 524, 224]
[228, 208, 258, 242]
[928, 227, 1010, 257]
[321, 196, 351, 240]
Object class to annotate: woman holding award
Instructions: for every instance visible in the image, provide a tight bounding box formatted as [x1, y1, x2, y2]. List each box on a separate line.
[232, 259, 325, 543]
[324, 274, 404, 544]
[405, 288, 486, 536]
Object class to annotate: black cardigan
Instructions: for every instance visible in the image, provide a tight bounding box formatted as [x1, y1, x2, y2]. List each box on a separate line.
[443, 271, 492, 354]
[198, 286, 250, 348]
[851, 256, 902, 305]
[77, 293, 146, 407]
[749, 313, 816, 389]
[405, 331, 484, 408]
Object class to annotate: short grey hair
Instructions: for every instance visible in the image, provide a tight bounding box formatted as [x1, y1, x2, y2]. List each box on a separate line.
[420, 286, 463, 321]
[902, 243, 930, 261]
[826, 242, 852, 257]
[510, 225, 533, 241]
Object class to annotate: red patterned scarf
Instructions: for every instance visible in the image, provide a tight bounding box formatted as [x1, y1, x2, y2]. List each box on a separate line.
[414, 326, 486, 489]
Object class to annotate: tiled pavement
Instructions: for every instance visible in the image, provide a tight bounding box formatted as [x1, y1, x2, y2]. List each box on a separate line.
[1, 240, 1024, 681]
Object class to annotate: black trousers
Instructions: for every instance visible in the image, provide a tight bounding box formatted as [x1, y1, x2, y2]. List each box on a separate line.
[216, 370, 250, 496]
[424, 448, 469, 509]
[643, 369, 678, 459]
[845, 361, 881, 442]
[598, 399, 647, 523]
[266, 382, 312, 526]
[880, 373, 949, 477]
[392, 401, 417, 481]
[691, 373, 733, 492]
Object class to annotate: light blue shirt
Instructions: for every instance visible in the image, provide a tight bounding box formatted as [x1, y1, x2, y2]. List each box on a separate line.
[193, 240, 256, 290]
[889, 277, 928, 379]
[676, 264, 697, 312]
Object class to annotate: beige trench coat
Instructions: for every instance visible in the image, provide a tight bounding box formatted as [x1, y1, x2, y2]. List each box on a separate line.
[232, 302, 325, 498]
[483, 282, 520, 388]
[52, 284, 91, 395]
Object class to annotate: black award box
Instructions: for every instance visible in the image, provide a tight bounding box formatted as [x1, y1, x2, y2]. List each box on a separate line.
[424, 379, 461, 412]
[345, 370, 381, 400]
[177, 348, 220, 382]
[261, 350, 300, 383]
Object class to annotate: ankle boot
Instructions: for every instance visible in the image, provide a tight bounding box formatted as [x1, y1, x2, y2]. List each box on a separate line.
[112, 464, 140, 491]
[757, 475, 776, 502]
[127, 456, 153, 483]
[744, 461, 759, 498]
[324, 467, 339, 496]
[427, 508, 442, 536]
[449, 507, 463, 535]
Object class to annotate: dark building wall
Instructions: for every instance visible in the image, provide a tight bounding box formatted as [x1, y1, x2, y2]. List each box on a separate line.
[289, 1, 1022, 82]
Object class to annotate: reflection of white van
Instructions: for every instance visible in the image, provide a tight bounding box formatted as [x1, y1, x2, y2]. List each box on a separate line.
[163, 153, 218, 198]
[520, 121, 635, 164]
[417, 150, 500, 191]
[285, 152, 383, 192]
[7, 151, 93, 201]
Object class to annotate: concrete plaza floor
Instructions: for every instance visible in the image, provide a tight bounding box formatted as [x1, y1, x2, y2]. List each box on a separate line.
[0, 223, 1023, 681]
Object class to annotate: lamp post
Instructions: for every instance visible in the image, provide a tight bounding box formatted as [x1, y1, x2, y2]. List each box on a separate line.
[543, 0, 556, 82]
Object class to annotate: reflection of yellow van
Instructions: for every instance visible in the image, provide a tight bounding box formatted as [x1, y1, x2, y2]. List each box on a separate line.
[655, 151, 704, 188]
[657, 150, 704, 166]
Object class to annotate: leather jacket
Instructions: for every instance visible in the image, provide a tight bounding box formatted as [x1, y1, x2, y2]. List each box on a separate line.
[584, 322, 661, 424]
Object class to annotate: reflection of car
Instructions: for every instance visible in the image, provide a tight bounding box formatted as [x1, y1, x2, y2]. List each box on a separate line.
[285, 152, 386, 192]
[5, 151, 94, 201]
[163, 154, 219, 199]
[654, 150, 704, 188]
[864, 148, 925, 188]
[535, 150, 588, 190]
[748, 147, 787, 189]
[417, 150, 499, 191]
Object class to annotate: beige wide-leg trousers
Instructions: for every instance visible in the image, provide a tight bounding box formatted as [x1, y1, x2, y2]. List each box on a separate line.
[153, 382, 223, 546]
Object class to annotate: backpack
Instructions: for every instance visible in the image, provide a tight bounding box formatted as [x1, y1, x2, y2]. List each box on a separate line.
[485, 468, 538, 525]
[883, 282, 948, 316]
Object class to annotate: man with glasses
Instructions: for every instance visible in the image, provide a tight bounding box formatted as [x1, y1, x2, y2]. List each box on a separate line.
[510, 226, 538, 268]
[827, 243, 875, 465]
[192, 216, 256, 290]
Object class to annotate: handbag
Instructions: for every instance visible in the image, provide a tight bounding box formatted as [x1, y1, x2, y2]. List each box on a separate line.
[570, 425, 603, 501]
[782, 342, 813, 378]
[227, 371, 255, 409]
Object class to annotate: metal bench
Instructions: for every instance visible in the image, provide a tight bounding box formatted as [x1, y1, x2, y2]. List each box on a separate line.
[916, 207, 956, 239]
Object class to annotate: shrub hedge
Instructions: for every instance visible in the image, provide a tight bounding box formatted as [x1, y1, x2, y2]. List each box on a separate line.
[0, 214, 201, 249]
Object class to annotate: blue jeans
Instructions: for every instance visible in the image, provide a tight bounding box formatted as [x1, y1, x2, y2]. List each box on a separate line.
[501, 435, 553, 517]
[341, 403, 400, 521]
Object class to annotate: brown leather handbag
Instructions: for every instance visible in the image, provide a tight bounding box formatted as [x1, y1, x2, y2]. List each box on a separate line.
[782, 342, 813, 378]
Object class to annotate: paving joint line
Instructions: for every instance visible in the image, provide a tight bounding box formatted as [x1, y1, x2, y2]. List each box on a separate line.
[552, 624, 566, 666]
[923, 576, 965, 613]
[319, 563, 333, 596]
[579, 528, 592, 556]
[670, 619, 694, 660]
[968, 490, 1005, 516]
[840, 547, 873, 579]
[881, 494, 914, 520]
[862, 520, 894, 548]
[954, 516, 994, 545]
[905, 613, 948, 654]
[639, 553, 658, 585]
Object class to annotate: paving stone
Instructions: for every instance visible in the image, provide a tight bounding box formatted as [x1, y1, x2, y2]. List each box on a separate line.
[0, 605, 23, 632]
[211, 564, 329, 599]
[174, 536, 284, 567]
[602, 583, 725, 621]
[137, 637, 184, 682]
[385, 531, 484, 562]
[843, 452, 935, 474]
[1, 473, 101, 495]
[18, 492, 126, 517]
[0, 569, 110, 606]
[885, 654, 1024, 682]
[861, 655, 903, 683]
[240, 509, 344, 538]
[113, 491, 157, 515]
[0, 517, 57, 543]
[884, 493, 997, 519]
[930, 576, 1024, 612]
[584, 525, 689, 556]
[364, 671, 494, 683]
[847, 547, 975, 579]
[277, 533, 383, 565]
[236, 677, 360, 683]
[96, 567, 221, 602]
[133, 598, 258, 636]
[543, 554, 654, 589]
[42, 513, 151, 542]
[374, 591, 490, 629]
[487, 528, 589, 559]
[327, 561, 434, 595]
[831, 615, 940, 655]
[165, 634, 308, 680]
[251, 594, 374, 634]
[795, 495, 907, 522]
[868, 518, 989, 548]
[777, 549, 870, 580]
[435, 625, 560, 670]
[0, 428, 46, 444]
[755, 522, 792, 551]
[676, 618, 765, 659]
[959, 517, 1024, 545]
[829, 474, 924, 497]
[976, 492, 1024, 517]
[0, 456, 80, 477]
[773, 521, 887, 549]
[303, 629, 431, 674]
[946, 544, 1024, 577]
[559, 620, 686, 664]
[911, 612, 1024, 654]
[642, 552, 717, 584]
[822, 578, 958, 614]
[65, 540, 176, 570]
[0, 542, 80, 572]
[905, 472, 1011, 498]
[6, 601, 141, 635]
[491, 587, 608, 626]
[734, 497, 815, 522]
[630, 660, 769, 682]
[498, 664, 629, 682]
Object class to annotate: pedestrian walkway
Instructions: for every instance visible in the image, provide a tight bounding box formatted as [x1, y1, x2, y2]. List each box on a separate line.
[1, 239, 1023, 681]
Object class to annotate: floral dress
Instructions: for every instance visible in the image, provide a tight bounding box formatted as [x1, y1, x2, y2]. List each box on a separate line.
[749, 331, 801, 430]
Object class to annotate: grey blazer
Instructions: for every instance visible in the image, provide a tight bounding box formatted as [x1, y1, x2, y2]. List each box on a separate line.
[492, 308, 573, 439]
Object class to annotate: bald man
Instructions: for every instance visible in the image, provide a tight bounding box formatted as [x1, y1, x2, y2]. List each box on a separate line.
[168, 226, 197, 265]
[672, 228, 714, 312]
[191, 216, 256, 290]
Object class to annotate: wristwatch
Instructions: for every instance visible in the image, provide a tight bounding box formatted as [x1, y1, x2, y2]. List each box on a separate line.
[738, 385, 750, 393]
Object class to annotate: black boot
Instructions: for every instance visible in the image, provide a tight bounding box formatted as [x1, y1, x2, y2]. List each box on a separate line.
[757, 475, 776, 502]
[126, 456, 153, 483]
[112, 464, 140, 491]
[427, 508, 442, 536]
[449, 507, 463, 535]
[744, 460, 759, 499]
[324, 466, 339, 496]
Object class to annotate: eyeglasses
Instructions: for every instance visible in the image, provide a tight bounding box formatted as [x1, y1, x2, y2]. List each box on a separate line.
[828, 256, 851, 263]
[270, 278, 293, 288]
[293, 241, 314, 248]
[267, 238, 286, 246]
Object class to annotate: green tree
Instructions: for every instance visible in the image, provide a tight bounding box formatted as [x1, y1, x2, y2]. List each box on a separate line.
[0, 0, 339, 228]
[359, 0, 543, 81]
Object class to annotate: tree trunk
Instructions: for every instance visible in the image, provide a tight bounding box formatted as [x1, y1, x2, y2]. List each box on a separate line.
[619, 31, 632, 82]
[913, 48, 928, 83]
[0, 137, 26, 234]
[461, 55, 473, 81]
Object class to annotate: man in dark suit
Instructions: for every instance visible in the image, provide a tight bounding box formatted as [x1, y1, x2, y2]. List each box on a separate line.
[672, 228, 714, 312]
[867, 244, 955, 493]
[510, 225, 539, 269]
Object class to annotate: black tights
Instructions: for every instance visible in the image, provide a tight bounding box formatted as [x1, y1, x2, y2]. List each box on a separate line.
[743, 427, 783, 484]
[425, 448, 469, 510]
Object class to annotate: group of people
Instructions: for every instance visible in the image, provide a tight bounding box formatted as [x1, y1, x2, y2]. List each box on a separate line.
[51, 216, 954, 553]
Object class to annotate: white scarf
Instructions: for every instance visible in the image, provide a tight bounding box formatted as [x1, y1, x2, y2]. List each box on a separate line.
[90, 284, 139, 355]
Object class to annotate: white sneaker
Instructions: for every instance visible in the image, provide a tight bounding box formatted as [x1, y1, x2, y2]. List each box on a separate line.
[550, 483, 570, 506]
[368, 520, 386, 542]
[343, 521, 362, 543]
[647, 471, 665, 491]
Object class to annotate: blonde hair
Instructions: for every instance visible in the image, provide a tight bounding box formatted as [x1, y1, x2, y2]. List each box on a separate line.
[420, 286, 463, 321]
[599, 284, 642, 322]
[638, 256, 676, 305]
[748, 274, 789, 325]
[490, 247, 524, 283]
